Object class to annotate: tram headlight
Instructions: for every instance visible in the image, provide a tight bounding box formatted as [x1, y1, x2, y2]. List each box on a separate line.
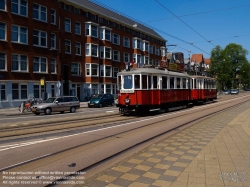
[124, 98, 130, 104]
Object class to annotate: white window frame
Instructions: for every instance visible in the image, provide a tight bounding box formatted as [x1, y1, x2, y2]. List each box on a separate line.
[33, 56, 47, 73]
[11, 25, 28, 44]
[105, 65, 112, 77]
[113, 50, 120, 62]
[149, 45, 153, 54]
[100, 27, 111, 41]
[0, 22, 6, 41]
[155, 60, 159, 66]
[65, 18, 71, 32]
[133, 38, 142, 50]
[11, 54, 28, 72]
[51, 58, 56, 74]
[86, 43, 98, 57]
[133, 54, 141, 64]
[149, 58, 154, 65]
[113, 33, 120, 45]
[0, 0, 6, 11]
[75, 42, 81, 55]
[33, 29, 47, 47]
[11, 0, 28, 17]
[12, 83, 28, 100]
[85, 63, 99, 76]
[75, 22, 81, 35]
[33, 84, 41, 99]
[143, 41, 149, 52]
[113, 67, 119, 78]
[123, 37, 130, 48]
[0, 52, 6, 71]
[0, 83, 6, 100]
[124, 53, 130, 63]
[100, 46, 111, 59]
[50, 33, 56, 49]
[144, 56, 149, 65]
[65, 40, 71, 54]
[50, 9, 56, 24]
[33, 3, 47, 22]
[85, 22, 98, 38]
[155, 47, 160, 56]
[71, 62, 81, 76]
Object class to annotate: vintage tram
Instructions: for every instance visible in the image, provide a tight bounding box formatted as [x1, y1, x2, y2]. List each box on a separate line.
[117, 65, 217, 115]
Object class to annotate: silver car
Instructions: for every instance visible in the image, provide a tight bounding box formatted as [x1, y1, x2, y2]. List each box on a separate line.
[32, 96, 80, 115]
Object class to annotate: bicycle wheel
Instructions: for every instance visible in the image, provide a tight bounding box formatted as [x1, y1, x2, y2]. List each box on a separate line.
[27, 107, 32, 112]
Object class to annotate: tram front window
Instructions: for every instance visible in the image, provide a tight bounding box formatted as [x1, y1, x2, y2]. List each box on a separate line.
[123, 75, 133, 89]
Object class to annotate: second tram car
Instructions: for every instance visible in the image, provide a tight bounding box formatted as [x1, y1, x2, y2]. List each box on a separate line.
[117, 66, 217, 115]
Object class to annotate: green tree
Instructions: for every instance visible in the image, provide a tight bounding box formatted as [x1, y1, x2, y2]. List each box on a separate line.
[210, 43, 249, 90]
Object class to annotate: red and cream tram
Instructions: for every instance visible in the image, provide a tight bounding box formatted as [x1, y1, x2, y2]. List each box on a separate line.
[117, 66, 217, 115]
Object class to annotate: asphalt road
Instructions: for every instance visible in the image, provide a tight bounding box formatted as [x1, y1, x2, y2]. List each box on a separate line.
[0, 94, 250, 187]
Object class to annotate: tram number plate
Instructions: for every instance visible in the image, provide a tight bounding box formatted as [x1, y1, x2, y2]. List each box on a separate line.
[120, 90, 134, 93]
[32, 108, 36, 112]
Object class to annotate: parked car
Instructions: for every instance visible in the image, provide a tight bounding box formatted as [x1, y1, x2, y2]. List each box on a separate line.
[223, 90, 231, 95]
[88, 94, 114, 108]
[230, 89, 239, 94]
[244, 87, 250, 91]
[32, 96, 80, 115]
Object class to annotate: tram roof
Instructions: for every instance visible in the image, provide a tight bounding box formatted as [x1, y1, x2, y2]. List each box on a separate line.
[190, 75, 216, 80]
[118, 67, 190, 77]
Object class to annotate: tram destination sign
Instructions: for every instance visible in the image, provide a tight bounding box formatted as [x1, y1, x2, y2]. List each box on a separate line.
[160, 61, 184, 72]
[120, 89, 134, 93]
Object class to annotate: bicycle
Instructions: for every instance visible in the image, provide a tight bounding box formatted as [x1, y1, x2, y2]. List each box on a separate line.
[18, 101, 32, 112]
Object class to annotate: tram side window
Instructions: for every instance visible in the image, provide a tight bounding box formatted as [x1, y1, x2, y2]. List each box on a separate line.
[142, 75, 147, 89]
[162, 76, 167, 89]
[123, 75, 132, 89]
[153, 76, 157, 89]
[177, 78, 180, 89]
[118, 76, 121, 90]
[183, 78, 186, 89]
[197, 79, 200, 89]
[170, 77, 174, 89]
[193, 79, 197, 89]
[148, 76, 152, 89]
[134, 75, 140, 89]
[204, 79, 207, 89]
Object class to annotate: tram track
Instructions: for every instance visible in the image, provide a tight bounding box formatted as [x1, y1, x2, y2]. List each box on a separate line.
[1, 95, 249, 186]
[0, 113, 139, 139]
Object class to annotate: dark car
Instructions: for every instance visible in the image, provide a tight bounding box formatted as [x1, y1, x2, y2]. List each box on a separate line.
[223, 90, 231, 95]
[88, 94, 114, 108]
[230, 89, 239, 94]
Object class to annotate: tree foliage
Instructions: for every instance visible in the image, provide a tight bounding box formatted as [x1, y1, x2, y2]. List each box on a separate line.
[210, 43, 249, 90]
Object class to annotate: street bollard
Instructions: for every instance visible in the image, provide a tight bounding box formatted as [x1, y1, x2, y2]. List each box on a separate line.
[21, 102, 24, 113]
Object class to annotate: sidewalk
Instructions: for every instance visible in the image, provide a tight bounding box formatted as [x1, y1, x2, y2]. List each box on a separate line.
[84, 100, 250, 187]
[0, 102, 88, 116]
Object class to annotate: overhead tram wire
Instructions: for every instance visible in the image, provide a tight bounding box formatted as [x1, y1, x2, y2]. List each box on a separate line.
[154, 0, 216, 47]
[146, 4, 250, 22]
[90, 0, 210, 55]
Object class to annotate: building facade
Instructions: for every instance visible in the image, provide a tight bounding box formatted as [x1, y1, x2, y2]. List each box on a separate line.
[0, 0, 167, 108]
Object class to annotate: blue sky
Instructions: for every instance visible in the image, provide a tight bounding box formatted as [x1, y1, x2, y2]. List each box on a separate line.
[91, 0, 250, 61]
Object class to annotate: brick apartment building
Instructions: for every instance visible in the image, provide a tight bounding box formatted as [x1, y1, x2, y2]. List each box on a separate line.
[0, 0, 167, 108]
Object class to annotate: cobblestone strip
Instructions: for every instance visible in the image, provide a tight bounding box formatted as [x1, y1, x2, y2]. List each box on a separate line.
[83, 101, 250, 187]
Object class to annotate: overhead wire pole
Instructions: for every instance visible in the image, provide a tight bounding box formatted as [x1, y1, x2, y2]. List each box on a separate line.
[154, 0, 216, 47]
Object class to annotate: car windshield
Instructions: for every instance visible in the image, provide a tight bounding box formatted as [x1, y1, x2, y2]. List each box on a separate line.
[92, 94, 103, 98]
[45, 97, 56, 103]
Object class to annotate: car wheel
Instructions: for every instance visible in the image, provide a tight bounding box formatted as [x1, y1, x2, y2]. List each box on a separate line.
[70, 107, 76, 113]
[99, 103, 102, 108]
[34, 112, 40, 115]
[60, 111, 65, 114]
[45, 108, 52, 115]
